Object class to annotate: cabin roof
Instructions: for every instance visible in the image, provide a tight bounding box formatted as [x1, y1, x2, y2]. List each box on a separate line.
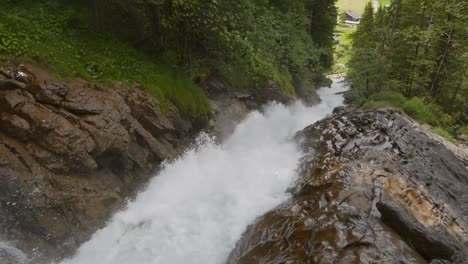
[345, 10, 361, 20]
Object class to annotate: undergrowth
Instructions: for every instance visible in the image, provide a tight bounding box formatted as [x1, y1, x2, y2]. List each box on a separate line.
[359, 90, 461, 140]
[0, 0, 211, 116]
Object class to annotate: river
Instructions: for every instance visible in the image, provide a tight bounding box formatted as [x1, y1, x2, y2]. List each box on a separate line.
[59, 78, 348, 264]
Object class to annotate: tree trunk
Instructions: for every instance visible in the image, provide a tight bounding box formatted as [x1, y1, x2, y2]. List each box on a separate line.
[93, 0, 100, 30]
[430, 27, 453, 96]
[406, 43, 420, 97]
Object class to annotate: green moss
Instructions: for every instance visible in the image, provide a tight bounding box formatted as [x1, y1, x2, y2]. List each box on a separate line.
[0, 1, 211, 117]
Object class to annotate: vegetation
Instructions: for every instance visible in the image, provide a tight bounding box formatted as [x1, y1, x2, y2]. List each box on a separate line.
[0, 0, 338, 116]
[331, 25, 354, 74]
[0, 0, 210, 116]
[347, 1, 468, 138]
[336, 0, 367, 14]
[377, 0, 391, 6]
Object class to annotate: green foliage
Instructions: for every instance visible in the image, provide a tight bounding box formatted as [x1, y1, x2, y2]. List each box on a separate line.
[1, 0, 338, 109]
[0, 0, 210, 116]
[362, 91, 455, 128]
[336, 0, 368, 14]
[348, 0, 467, 136]
[432, 127, 454, 141]
[78, 0, 335, 92]
[331, 25, 354, 73]
[458, 125, 468, 135]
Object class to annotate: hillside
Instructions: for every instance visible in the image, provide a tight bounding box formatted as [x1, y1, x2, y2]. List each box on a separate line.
[0, 0, 337, 117]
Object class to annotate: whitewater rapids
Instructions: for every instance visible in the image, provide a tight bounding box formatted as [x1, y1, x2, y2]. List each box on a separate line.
[61, 79, 348, 264]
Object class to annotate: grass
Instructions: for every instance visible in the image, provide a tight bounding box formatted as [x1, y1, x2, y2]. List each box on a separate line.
[0, 1, 211, 117]
[336, 0, 369, 14]
[359, 90, 457, 140]
[378, 0, 392, 6]
[330, 25, 355, 74]
[459, 125, 468, 135]
[432, 127, 454, 142]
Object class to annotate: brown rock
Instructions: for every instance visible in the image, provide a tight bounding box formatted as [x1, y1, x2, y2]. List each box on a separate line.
[122, 88, 176, 136]
[0, 64, 202, 263]
[26, 81, 70, 105]
[253, 80, 295, 105]
[61, 85, 105, 114]
[0, 67, 12, 79]
[228, 108, 468, 264]
[0, 113, 31, 140]
[0, 79, 27, 91]
[0, 90, 28, 112]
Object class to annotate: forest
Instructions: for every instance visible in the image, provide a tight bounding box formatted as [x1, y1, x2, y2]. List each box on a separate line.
[348, 0, 468, 138]
[0, 0, 337, 116]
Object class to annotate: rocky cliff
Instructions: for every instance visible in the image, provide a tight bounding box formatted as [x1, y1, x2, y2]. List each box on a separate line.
[0, 63, 206, 263]
[227, 107, 468, 264]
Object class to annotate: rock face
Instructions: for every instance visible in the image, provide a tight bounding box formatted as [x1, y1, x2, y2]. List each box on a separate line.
[227, 107, 468, 264]
[0, 64, 198, 263]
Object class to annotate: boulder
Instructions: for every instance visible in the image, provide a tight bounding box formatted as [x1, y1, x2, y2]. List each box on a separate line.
[228, 108, 468, 264]
[26, 81, 70, 105]
[253, 80, 295, 105]
[0, 79, 27, 91]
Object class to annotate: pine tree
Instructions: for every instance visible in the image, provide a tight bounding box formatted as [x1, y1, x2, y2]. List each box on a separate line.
[348, 2, 380, 99]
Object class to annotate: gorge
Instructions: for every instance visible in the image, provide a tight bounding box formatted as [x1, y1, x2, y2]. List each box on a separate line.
[1, 0, 467, 263]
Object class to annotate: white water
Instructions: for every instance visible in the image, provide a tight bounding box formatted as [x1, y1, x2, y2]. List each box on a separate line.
[0, 241, 29, 263]
[61, 79, 348, 264]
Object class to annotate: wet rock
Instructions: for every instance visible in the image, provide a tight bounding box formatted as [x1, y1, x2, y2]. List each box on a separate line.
[253, 80, 295, 105]
[121, 88, 176, 136]
[0, 67, 12, 79]
[26, 81, 70, 105]
[61, 85, 105, 114]
[0, 79, 27, 91]
[0, 113, 31, 141]
[292, 76, 321, 106]
[0, 64, 199, 263]
[228, 108, 468, 264]
[13, 64, 36, 84]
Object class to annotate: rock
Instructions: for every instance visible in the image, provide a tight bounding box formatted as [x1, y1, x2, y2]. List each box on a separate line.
[61, 84, 105, 114]
[121, 88, 176, 136]
[0, 67, 12, 79]
[235, 93, 254, 101]
[0, 64, 200, 263]
[0, 113, 31, 141]
[0, 90, 28, 112]
[14, 64, 37, 84]
[228, 108, 468, 264]
[26, 81, 70, 105]
[253, 80, 295, 105]
[377, 200, 467, 262]
[0, 79, 27, 91]
[292, 76, 321, 106]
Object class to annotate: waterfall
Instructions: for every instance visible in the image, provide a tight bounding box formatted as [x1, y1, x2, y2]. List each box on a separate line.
[61, 79, 348, 264]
